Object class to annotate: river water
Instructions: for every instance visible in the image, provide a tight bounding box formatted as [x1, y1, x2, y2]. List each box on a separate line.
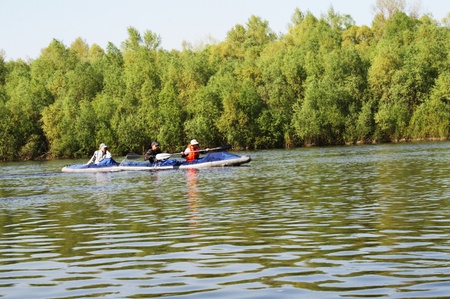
[0, 142, 449, 299]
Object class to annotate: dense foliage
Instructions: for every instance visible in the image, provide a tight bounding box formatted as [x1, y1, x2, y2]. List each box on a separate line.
[1, 6, 450, 160]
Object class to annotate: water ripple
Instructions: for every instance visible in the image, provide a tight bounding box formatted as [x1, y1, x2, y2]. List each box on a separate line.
[0, 144, 449, 298]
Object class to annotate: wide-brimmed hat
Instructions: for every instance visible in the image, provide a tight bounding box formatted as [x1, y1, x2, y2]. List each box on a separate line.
[99, 143, 107, 148]
[190, 139, 199, 145]
[151, 141, 159, 146]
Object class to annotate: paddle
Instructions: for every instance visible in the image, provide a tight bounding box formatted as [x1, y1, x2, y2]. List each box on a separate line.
[155, 145, 232, 161]
[124, 151, 166, 162]
[203, 144, 232, 152]
[123, 151, 172, 162]
[124, 152, 142, 159]
[118, 152, 140, 166]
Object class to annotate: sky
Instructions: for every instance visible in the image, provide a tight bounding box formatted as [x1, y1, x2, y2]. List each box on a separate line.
[1, 0, 449, 61]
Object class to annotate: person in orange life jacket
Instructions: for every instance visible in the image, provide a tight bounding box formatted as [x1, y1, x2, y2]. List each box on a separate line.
[85, 143, 111, 166]
[181, 139, 209, 162]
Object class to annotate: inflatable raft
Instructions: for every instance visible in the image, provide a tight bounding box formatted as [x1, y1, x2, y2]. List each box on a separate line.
[62, 152, 251, 173]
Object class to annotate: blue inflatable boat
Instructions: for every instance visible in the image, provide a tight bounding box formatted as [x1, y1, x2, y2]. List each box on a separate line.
[61, 152, 251, 173]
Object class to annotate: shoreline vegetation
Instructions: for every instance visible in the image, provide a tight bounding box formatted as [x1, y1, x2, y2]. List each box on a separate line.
[1, 1, 450, 161]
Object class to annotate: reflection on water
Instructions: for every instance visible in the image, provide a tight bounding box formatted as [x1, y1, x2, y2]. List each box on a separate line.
[94, 173, 113, 213]
[0, 142, 449, 298]
[186, 169, 199, 226]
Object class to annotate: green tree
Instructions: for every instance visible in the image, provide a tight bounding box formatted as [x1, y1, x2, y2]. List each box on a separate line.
[217, 74, 264, 148]
[3, 60, 47, 159]
[4, 7, 450, 160]
[257, 43, 305, 147]
[114, 27, 163, 153]
[88, 43, 105, 62]
[409, 72, 450, 138]
[39, 39, 106, 157]
[70, 37, 90, 62]
[90, 42, 124, 152]
[370, 12, 447, 141]
[157, 81, 184, 150]
[183, 79, 223, 147]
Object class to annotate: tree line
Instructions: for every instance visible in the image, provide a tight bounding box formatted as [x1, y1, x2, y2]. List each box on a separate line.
[1, 4, 450, 161]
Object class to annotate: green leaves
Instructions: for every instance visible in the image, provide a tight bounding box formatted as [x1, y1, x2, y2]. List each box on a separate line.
[1, 10, 450, 160]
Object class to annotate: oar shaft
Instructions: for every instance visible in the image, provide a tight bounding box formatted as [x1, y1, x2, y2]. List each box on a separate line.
[155, 145, 231, 161]
[193, 145, 231, 153]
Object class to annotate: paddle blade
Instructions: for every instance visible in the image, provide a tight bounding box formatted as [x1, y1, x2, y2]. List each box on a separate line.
[125, 153, 142, 159]
[155, 153, 172, 161]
